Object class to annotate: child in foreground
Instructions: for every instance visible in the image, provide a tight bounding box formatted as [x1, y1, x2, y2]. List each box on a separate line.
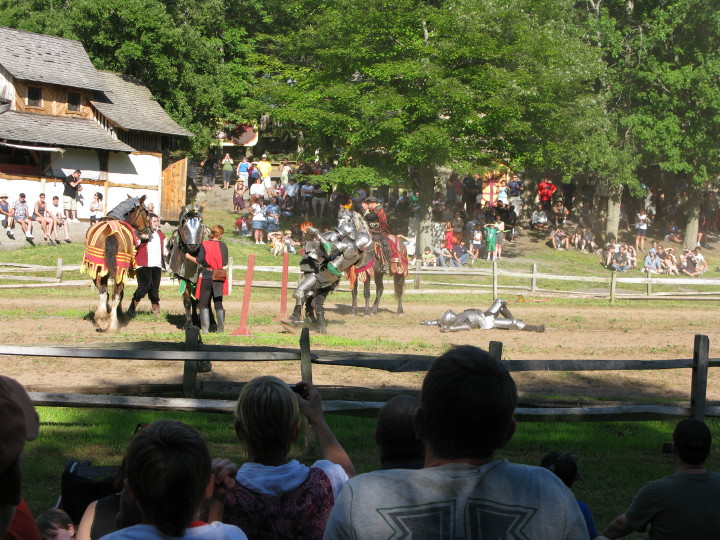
[36, 508, 75, 540]
[210, 376, 355, 540]
[101, 419, 247, 540]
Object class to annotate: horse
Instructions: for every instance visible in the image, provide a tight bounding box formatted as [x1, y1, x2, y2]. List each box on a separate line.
[81, 195, 151, 332]
[350, 235, 408, 316]
[165, 202, 210, 329]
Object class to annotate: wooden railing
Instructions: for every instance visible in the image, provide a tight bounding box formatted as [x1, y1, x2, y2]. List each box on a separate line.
[2, 332, 717, 422]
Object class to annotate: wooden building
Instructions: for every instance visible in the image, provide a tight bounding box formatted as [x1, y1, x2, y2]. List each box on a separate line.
[0, 26, 193, 220]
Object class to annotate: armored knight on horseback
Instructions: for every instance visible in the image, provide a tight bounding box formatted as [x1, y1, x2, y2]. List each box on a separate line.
[362, 196, 391, 273]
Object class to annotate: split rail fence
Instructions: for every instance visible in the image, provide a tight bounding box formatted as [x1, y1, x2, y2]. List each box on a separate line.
[1, 332, 717, 423]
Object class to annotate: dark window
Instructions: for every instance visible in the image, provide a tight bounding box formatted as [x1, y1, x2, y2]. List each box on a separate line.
[27, 86, 42, 107]
[68, 92, 81, 112]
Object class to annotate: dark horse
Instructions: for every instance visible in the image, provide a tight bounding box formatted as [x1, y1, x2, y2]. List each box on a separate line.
[165, 203, 210, 329]
[81, 196, 151, 332]
[350, 235, 408, 316]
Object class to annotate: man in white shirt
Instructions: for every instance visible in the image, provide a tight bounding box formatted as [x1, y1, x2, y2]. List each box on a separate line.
[128, 214, 166, 317]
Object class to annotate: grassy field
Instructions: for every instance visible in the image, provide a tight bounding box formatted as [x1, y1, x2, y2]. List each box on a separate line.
[23, 406, 720, 540]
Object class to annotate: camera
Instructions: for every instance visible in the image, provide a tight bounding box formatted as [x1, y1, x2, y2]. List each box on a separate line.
[290, 384, 309, 399]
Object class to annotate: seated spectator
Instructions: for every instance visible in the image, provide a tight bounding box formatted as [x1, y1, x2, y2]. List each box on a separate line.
[324, 346, 587, 538]
[541, 452, 597, 539]
[626, 245, 638, 270]
[435, 243, 453, 267]
[664, 223, 682, 243]
[268, 231, 284, 257]
[36, 508, 75, 540]
[48, 195, 71, 243]
[101, 419, 247, 540]
[12, 192, 34, 239]
[0, 375, 42, 539]
[0, 192, 13, 239]
[375, 396, 424, 470]
[610, 244, 631, 272]
[548, 226, 569, 250]
[210, 377, 354, 540]
[421, 247, 437, 267]
[597, 419, 720, 540]
[692, 247, 707, 272]
[681, 248, 707, 276]
[553, 199, 569, 227]
[32, 193, 53, 243]
[570, 226, 583, 250]
[451, 240, 471, 267]
[581, 227, 597, 253]
[531, 204, 549, 231]
[643, 248, 662, 273]
[663, 247, 680, 275]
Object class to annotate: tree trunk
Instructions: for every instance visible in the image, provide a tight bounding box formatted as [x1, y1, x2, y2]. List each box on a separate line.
[414, 165, 436, 257]
[605, 183, 623, 240]
[684, 188, 701, 250]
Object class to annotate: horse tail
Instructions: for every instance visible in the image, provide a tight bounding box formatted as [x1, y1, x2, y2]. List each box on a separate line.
[105, 234, 119, 280]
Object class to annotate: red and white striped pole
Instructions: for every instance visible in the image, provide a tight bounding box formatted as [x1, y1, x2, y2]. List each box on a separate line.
[273, 251, 289, 321]
[231, 253, 254, 336]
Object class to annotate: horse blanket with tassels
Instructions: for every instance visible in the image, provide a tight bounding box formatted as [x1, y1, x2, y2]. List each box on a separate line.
[81, 220, 138, 284]
[348, 234, 409, 287]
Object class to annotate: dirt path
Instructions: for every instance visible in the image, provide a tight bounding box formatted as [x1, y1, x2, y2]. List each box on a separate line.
[2, 292, 718, 403]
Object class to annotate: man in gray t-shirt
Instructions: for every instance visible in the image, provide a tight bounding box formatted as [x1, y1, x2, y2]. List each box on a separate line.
[598, 418, 720, 540]
[324, 346, 587, 539]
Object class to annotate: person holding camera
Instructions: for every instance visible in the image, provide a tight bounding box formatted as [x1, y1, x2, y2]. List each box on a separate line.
[63, 169, 83, 222]
[208, 376, 355, 540]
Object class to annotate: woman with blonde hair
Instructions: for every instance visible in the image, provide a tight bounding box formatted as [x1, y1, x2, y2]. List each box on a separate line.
[210, 376, 354, 540]
[185, 225, 228, 333]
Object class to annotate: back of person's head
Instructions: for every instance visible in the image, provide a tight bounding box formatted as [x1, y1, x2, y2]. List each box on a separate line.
[420, 346, 517, 459]
[210, 225, 224, 240]
[375, 396, 423, 468]
[124, 419, 211, 537]
[673, 418, 711, 466]
[540, 452, 580, 488]
[36, 507, 74, 540]
[234, 376, 300, 464]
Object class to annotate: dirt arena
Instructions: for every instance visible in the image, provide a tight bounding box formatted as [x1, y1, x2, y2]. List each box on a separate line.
[2, 292, 718, 404]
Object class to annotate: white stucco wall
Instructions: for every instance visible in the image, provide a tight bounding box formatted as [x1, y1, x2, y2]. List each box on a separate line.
[0, 66, 14, 106]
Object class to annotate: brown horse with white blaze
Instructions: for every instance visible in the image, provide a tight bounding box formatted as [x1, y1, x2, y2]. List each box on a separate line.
[81, 195, 151, 331]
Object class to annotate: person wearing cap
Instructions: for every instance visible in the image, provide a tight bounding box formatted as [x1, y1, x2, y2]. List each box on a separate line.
[11, 193, 34, 240]
[63, 169, 83, 222]
[362, 195, 391, 272]
[0, 375, 41, 539]
[643, 248, 662, 274]
[0, 193, 12, 240]
[598, 418, 720, 540]
[541, 452, 598, 538]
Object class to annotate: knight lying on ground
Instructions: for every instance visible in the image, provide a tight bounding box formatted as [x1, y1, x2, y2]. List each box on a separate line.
[421, 298, 545, 333]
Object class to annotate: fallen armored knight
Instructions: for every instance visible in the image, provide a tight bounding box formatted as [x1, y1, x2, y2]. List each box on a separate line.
[421, 298, 545, 333]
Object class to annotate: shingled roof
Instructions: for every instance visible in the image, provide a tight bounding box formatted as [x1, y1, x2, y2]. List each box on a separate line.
[0, 110, 134, 152]
[0, 27, 106, 92]
[91, 71, 193, 137]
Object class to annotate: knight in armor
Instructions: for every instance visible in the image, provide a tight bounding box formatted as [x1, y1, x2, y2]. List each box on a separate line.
[289, 222, 373, 333]
[420, 298, 545, 333]
[362, 196, 391, 273]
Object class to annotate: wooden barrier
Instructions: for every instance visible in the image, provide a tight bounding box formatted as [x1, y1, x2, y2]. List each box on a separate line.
[0, 334, 716, 422]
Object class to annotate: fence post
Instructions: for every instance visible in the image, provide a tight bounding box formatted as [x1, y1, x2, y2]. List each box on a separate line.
[492, 260, 498, 298]
[690, 334, 709, 421]
[300, 327, 313, 382]
[489, 341, 503, 361]
[530, 263, 537, 292]
[227, 256, 234, 296]
[56, 257, 63, 282]
[610, 271, 617, 304]
[273, 251, 290, 321]
[414, 259, 421, 290]
[183, 327, 200, 398]
[646, 271, 652, 297]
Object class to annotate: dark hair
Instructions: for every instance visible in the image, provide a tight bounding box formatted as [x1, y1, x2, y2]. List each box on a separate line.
[376, 395, 423, 465]
[95, 192, 103, 201]
[420, 346, 517, 459]
[35, 508, 73, 540]
[673, 418, 711, 466]
[148, 213, 158, 219]
[124, 419, 211, 537]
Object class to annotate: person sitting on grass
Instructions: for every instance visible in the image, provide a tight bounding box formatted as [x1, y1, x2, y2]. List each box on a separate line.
[210, 376, 355, 540]
[36, 508, 75, 540]
[531, 204, 549, 231]
[597, 419, 720, 540]
[643, 248, 662, 273]
[548, 226, 570, 250]
[626, 245, 638, 270]
[421, 247, 437, 267]
[101, 419, 248, 540]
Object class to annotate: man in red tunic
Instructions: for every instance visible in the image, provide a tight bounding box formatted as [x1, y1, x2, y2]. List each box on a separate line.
[362, 196, 390, 272]
[537, 178, 557, 212]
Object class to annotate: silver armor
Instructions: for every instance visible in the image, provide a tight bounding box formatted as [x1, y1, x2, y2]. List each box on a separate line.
[421, 299, 545, 333]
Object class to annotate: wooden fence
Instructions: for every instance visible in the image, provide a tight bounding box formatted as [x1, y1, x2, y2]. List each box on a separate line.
[3, 332, 718, 422]
[2, 259, 718, 302]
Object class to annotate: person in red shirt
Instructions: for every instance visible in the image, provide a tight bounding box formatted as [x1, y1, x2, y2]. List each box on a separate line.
[537, 178, 557, 212]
